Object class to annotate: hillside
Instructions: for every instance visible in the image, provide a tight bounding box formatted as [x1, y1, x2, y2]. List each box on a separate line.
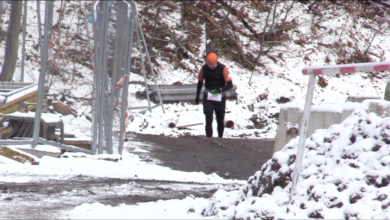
[0, 1, 390, 219]
[130, 0, 390, 138]
[1, 0, 390, 138]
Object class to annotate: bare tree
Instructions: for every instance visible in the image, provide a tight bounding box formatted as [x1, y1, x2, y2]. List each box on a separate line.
[0, 1, 23, 81]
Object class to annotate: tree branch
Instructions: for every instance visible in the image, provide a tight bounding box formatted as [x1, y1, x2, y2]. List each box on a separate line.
[186, 6, 223, 32]
[163, 1, 179, 10]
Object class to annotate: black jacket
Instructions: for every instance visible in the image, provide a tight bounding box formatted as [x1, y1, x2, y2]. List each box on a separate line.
[202, 62, 226, 90]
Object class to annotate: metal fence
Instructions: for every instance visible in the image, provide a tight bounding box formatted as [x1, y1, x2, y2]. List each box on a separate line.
[0, 0, 164, 155]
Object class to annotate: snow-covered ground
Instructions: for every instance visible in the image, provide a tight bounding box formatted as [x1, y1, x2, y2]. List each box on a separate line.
[0, 137, 245, 219]
[1, 0, 390, 219]
[2, 107, 389, 219]
[202, 108, 390, 219]
[66, 197, 212, 219]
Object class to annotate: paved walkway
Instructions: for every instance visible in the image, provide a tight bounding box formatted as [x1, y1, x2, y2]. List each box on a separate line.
[129, 133, 275, 181]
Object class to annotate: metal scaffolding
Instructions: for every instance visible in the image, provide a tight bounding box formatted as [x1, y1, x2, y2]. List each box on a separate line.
[0, 0, 164, 155]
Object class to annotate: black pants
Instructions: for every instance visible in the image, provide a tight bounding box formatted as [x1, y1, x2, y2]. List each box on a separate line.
[205, 110, 225, 138]
[203, 91, 226, 138]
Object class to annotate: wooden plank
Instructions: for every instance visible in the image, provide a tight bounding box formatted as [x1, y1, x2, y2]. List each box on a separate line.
[64, 139, 91, 145]
[0, 87, 49, 114]
[2, 90, 38, 108]
[18, 99, 49, 113]
[39, 138, 92, 153]
[0, 146, 39, 164]
[0, 94, 38, 114]
[63, 133, 75, 138]
[0, 127, 13, 134]
[176, 123, 203, 129]
[63, 138, 91, 150]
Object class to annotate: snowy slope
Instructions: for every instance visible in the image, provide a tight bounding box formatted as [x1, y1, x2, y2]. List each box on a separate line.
[202, 108, 390, 219]
[1, 1, 390, 219]
[126, 1, 390, 139]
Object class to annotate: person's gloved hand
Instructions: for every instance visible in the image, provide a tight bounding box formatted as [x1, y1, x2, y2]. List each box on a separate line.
[209, 88, 221, 94]
[195, 96, 199, 105]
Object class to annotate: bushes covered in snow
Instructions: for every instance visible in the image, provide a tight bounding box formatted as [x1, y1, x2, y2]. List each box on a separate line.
[203, 109, 390, 219]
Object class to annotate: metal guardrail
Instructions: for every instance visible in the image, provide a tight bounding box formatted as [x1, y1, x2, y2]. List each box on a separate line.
[136, 84, 238, 103]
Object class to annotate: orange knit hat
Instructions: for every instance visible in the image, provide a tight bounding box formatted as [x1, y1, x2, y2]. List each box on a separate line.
[206, 53, 217, 65]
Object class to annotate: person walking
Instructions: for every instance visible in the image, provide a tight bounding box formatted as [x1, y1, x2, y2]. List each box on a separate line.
[195, 53, 233, 138]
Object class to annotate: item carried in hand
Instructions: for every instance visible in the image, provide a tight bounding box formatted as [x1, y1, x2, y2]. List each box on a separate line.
[209, 88, 221, 94]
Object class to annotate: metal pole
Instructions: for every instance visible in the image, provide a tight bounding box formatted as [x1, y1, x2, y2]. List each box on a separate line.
[107, 2, 126, 154]
[94, 3, 103, 154]
[290, 73, 316, 199]
[97, 1, 110, 154]
[36, 0, 43, 56]
[119, 0, 135, 156]
[107, 26, 120, 154]
[135, 23, 151, 111]
[135, 16, 165, 113]
[20, 0, 28, 82]
[91, 2, 99, 154]
[32, 1, 53, 147]
[93, 1, 105, 154]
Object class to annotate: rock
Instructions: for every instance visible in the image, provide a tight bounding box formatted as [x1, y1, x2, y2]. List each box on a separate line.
[276, 96, 290, 104]
[249, 114, 268, 129]
[257, 93, 268, 101]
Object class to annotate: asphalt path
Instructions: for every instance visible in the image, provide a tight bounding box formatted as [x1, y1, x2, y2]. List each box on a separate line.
[128, 133, 275, 181]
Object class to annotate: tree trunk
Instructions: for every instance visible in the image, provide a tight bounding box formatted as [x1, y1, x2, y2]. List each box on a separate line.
[0, 1, 23, 81]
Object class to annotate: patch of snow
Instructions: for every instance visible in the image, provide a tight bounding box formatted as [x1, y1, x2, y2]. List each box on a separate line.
[202, 108, 390, 219]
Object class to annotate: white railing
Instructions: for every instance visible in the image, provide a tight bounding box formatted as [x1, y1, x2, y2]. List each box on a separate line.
[291, 61, 390, 199]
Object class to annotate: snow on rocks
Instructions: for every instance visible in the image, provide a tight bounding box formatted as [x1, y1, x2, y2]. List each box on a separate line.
[202, 108, 390, 219]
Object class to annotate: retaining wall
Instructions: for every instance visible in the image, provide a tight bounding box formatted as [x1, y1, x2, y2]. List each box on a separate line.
[274, 98, 390, 153]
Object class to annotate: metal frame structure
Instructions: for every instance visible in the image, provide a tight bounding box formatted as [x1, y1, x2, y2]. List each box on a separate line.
[31, 1, 54, 148]
[91, 0, 164, 155]
[84, 1, 164, 116]
[290, 61, 390, 198]
[0, 1, 90, 154]
[130, 15, 165, 114]
[91, 0, 137, 155]
[0, 0, 165, 156]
